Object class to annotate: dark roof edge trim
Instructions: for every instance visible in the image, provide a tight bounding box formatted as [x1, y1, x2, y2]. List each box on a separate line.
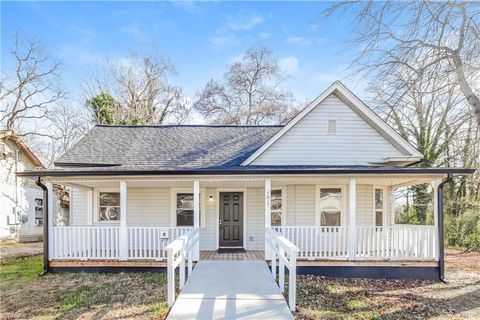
[17, 168, 476, 177]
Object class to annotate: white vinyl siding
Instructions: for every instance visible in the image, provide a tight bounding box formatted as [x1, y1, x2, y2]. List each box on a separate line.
[70, 187, 88, 226]
[356, 185, 374, 226]
[246, 188, 264, 250]
[126, 188, 170, 226]
[251, 94, 405, 166]
[200, 188, 217, 250]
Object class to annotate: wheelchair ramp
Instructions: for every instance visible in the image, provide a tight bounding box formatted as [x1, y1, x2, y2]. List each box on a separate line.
[167, 260, 293, 320]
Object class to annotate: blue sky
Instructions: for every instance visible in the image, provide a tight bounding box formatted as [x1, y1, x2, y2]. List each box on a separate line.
[1, 1, 362, 116]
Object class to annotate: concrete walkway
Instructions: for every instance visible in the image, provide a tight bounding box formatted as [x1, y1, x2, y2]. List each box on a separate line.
[167, 261, 293, 320]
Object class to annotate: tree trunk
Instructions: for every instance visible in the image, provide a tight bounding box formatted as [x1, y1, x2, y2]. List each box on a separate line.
[451, 52, 480, 125]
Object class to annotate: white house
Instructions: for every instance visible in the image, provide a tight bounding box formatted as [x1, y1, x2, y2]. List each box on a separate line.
[1, 130, 44, 242]
[18, 82, 474, 284]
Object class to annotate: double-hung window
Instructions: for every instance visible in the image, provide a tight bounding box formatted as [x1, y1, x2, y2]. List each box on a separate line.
[271, 189, 283, 226]
[375, 188, 385, 226]
[318, 188, 342, 226]
[176, 193, 195, 226]
[99, 192, 121, 221]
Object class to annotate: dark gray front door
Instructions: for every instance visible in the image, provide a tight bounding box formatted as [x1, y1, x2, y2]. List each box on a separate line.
[219, 192, 243, 247]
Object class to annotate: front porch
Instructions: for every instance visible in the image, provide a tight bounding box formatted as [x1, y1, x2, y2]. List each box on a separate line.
[45, 174, 443, 265]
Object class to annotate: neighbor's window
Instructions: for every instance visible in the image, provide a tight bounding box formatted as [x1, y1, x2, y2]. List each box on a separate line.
[327, 120, 337, 134]
[35, 198, 43, 225]
[271, 189, 283, 226]
[177, 193, 203, 226]
[99, 192, 120, 221]
[319, 188, 342, 226]
[375, 188, 384, 226]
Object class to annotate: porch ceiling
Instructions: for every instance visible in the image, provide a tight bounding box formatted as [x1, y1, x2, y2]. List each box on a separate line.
[51, 174, 445, 189]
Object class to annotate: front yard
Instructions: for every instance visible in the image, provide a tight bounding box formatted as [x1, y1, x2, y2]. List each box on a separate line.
[0, 249, 478, 319]
[0, 255, 169, 319]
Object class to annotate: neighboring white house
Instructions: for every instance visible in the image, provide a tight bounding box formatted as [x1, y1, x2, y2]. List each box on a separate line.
[1, 130, 44, 242]
[18, 81, 474, 282]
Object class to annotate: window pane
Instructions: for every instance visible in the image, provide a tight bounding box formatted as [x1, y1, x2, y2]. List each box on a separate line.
[375, 211, 383, 226]
[319, 188, 342, 226]
[271, 190, 282, 210]
[321, 212, 341, 226]
[375, 189, 384, 210]
[176, 193, 198, 226]
[100, 193, 120, 206]
[272, 212, 282, 226]
[100, 206, 120, 221]
[319, 188, 342, 210]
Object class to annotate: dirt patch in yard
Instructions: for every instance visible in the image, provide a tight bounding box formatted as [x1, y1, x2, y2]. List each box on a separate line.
[0, 241, 43, 261]
[295, 249, 480, 319]
[0, 255, 169, 320]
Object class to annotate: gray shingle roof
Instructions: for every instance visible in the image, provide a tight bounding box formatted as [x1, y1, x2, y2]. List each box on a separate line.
[55, 125, 283, 169]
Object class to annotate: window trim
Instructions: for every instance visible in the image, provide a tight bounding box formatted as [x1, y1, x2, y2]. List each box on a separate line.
[373, 186, 386, 227]
[271, 186, 287, 227]
[315, 185, 347, 226]
[327, 119, 337, 135]
[95, 188, 121, 224]
[171, 188, 206, 228]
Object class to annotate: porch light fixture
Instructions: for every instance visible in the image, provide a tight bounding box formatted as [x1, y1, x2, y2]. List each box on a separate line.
[209, 195, 214, 201]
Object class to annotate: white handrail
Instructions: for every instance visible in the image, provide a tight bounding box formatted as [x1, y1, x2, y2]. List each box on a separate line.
[265, 227, 299, 312]
[166, 227, 200, 307]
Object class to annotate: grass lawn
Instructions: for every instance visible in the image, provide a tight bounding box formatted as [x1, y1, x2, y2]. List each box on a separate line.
[0, 255, 169, 320]
[295, 249, 480, 319]
[1, 249, 479, 319]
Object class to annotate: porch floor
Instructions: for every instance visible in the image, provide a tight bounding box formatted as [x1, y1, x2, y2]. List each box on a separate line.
[167, 261, 292, 320]
[200, 250, 264, 261]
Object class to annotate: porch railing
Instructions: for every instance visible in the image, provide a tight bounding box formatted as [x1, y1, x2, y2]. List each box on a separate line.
[127, 227, 191, 260]
[274, 225, 436, 261]
[166, 227, 200, 307]
[265, 227, 299, 312]
[51, 226, 191, 260]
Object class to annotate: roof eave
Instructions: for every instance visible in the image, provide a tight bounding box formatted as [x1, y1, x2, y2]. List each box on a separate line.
[17, 167, 476, 178]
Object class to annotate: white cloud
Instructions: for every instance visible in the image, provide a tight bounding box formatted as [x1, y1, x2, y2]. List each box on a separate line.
[285, 36, 327, 47]
[209, 13, 266, 48]
[279, 56, 299, 74]
[226, 13, 265, 31]
[121, 22, 148, 43]
[209, 33, 239, 48]
[259, 32, 272, 39]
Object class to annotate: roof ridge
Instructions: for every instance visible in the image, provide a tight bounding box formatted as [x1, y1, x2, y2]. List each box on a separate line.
[94, 124, 284, 128]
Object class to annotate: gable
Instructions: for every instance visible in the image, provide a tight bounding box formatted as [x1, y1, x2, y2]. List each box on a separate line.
[249, 93, 418, 166]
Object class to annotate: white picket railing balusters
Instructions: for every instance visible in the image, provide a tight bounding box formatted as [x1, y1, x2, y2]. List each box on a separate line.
[166, 227, 200, 307]
[265, 227, 299, 312]
[127, 227, 191, 260]
[274, 226, 349, 260]
[51, 226, 191, 261]
[275, 225, 436, 261]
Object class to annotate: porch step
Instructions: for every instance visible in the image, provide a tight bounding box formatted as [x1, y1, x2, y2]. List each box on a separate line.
[167, 261, 293, 320]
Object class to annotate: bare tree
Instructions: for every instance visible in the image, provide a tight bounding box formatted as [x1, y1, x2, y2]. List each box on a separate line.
[194, 46, 295, 125]
[84, 52, 190, 125]
[0, 31, 65, 136]
[323, 1, 480, 124]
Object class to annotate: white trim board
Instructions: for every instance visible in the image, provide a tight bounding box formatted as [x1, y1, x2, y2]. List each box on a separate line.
[241, 81, 423, 165]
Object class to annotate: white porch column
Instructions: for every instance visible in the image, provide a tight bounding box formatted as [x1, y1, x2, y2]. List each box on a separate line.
[348, 178, 356, 260]
[46, 182, 54, 261]
[433, 180, 441, 261]
[265, 179, 271, 228]
[193, 179, 200, 260]
[119, 180, 128, 261]
[265, 179, 272, 259]
[193, 179, 200, 228]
